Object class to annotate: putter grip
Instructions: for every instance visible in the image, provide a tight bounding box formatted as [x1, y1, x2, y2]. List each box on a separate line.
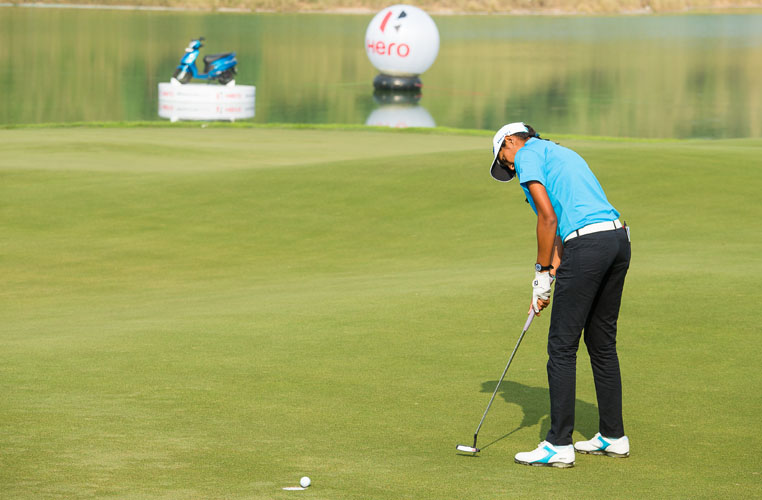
[523, 309, 536, 332]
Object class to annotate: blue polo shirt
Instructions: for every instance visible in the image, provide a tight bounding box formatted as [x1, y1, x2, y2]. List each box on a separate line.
[515, 138, 619, 241]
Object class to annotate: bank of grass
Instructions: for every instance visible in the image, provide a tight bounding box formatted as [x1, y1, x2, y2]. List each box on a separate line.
[1, 125, 761, 498]
[0, 120, 683, 144]
[10, 0, 762, 14]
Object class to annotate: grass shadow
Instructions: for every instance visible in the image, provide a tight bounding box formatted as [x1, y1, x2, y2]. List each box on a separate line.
[477, 380, 599, 450]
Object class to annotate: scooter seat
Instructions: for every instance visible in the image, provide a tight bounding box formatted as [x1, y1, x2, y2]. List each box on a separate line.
[203, 53, 234, 64]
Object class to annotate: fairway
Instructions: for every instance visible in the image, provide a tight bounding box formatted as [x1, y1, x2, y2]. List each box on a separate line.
[1, 126, 761, 498]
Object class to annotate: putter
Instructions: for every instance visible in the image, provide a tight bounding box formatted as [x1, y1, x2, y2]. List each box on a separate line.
[456, 309, 536, 454]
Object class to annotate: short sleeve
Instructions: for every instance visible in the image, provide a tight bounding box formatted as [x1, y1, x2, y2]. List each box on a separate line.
[516, 147, 546, 186]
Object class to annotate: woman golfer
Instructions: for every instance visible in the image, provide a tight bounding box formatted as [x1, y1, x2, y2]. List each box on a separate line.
[489, 122, 631, 468]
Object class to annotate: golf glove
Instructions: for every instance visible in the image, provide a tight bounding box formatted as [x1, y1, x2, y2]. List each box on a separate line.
[532, 271, 552, 313]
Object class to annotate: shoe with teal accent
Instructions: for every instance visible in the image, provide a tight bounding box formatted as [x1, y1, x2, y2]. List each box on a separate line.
[514, 441, 575, 468]
[574, 433, 630, 458]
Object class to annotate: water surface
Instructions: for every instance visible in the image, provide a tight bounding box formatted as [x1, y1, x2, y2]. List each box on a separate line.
[1, 8, 760, 138]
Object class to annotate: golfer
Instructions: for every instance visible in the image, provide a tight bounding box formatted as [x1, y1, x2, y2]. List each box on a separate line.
[489, 122, 631, 468]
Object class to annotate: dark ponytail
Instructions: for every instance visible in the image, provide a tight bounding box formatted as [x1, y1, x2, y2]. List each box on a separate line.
[511, 124, 555, 143]
[511, 124, 541, 140]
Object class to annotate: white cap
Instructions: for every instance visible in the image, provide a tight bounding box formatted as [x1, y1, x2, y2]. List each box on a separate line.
[489, 122, 528, 182]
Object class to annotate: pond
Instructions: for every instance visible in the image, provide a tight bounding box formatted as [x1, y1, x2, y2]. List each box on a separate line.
[1, 8, 761, 138]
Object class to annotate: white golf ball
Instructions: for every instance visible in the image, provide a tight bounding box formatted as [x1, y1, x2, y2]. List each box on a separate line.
[300, 476, 311, 488]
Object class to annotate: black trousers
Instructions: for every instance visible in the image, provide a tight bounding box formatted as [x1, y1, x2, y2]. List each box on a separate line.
[545, 227, 631, 446]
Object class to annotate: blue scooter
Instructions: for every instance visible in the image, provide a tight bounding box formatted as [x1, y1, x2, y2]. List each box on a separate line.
[172, 37, 237, 85]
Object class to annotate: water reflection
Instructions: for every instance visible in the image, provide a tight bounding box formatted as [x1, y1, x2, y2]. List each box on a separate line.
[1, 9, 760, 138]
[365, 90, 435, 128]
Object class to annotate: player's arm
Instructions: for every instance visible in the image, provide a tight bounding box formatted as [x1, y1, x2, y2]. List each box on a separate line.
[551, 235, 563, 278]
[526, 181, 557, 268]
[526, 181, 557, 315]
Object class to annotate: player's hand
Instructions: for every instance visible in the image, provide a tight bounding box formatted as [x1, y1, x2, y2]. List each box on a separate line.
[532, 271, 552, 314]
[529, 298, 550, 316]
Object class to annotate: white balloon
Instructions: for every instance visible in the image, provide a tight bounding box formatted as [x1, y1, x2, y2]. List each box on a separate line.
[365, 5, 440, 77]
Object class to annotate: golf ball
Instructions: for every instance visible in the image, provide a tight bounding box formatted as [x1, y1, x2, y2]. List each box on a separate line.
[300, 476, 311, 488]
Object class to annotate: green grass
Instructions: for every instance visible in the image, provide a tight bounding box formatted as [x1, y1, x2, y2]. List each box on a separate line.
[1, 126, 761, 498]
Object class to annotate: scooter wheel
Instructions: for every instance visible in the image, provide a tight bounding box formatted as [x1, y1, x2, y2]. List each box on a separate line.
[218, 68, 236, 85]
[172, 68, 192, 84]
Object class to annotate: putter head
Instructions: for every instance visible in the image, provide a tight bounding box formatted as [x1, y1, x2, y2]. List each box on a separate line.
[456, 444, 480, 454]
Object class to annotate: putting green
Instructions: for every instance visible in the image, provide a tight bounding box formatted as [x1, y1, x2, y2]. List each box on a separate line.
[1, 126, 760, 498]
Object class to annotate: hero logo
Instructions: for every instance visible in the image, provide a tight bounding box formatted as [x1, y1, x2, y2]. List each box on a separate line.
[366, 9, 410, 58]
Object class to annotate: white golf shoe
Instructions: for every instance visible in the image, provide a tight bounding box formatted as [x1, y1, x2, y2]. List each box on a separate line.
[574, 433, 630, 458]
[514, 441, 575, 468]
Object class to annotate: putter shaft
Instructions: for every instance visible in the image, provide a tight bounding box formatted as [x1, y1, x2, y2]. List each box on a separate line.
[471, 310, 535, 449]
